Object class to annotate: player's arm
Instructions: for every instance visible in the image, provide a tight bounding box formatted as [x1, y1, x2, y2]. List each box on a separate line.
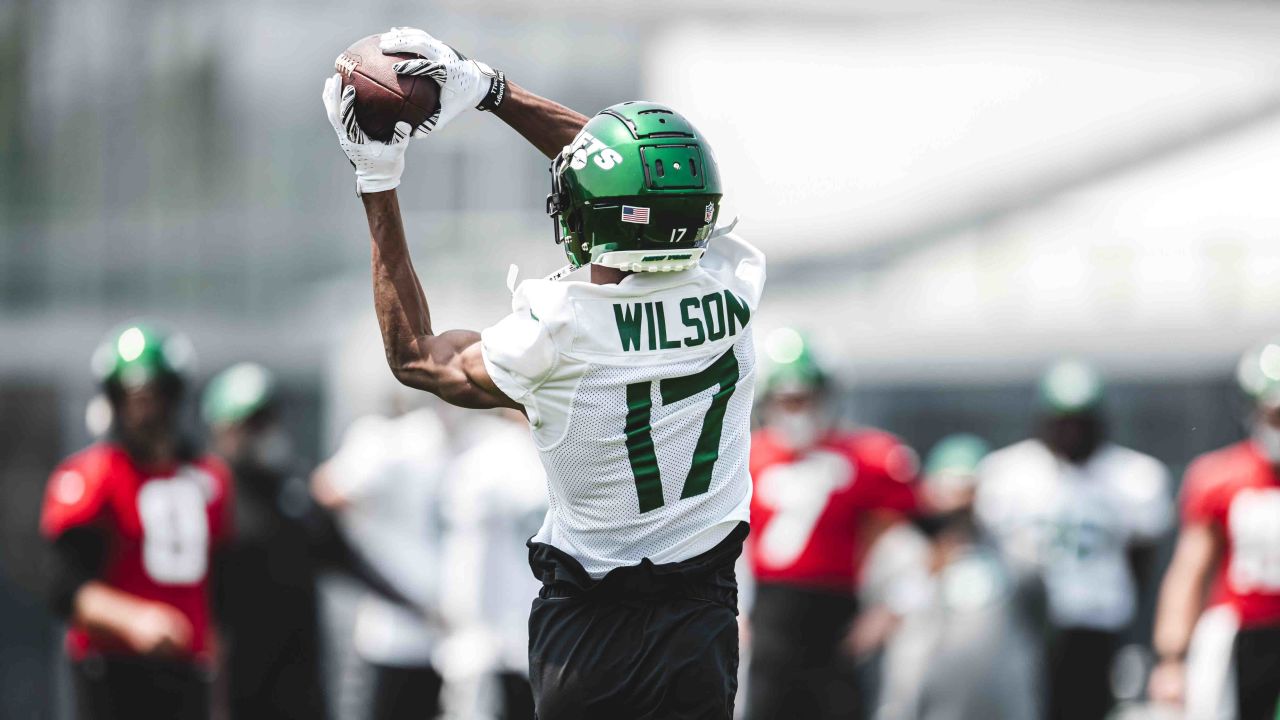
[363, 189, 517, 410]
[1149, 520, 1222, 704]
[491, 83, 590, 159]
[320, 73, 517, 410]
[378, 27, 589, 159]
[48, 528, 192, 656]
[73, 581, 194, 657]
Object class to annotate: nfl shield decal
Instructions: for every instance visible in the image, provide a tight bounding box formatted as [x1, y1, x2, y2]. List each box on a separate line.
[705, 203, 714, 223]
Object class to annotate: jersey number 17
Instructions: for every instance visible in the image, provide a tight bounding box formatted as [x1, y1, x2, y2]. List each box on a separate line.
[624, 347, 740, 513]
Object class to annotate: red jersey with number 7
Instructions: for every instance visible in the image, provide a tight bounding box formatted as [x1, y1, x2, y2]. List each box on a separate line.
[1182, 440, 1280, 629]
[748, 429, 920, 594]
[40, 442, 233, 662]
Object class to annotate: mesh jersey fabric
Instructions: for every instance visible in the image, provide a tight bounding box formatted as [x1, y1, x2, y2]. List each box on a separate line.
[482, 233, 766, 578]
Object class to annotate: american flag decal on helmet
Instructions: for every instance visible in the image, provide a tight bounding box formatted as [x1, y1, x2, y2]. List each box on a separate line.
[621, 205, 650, 224]
[705, 203, 714, 223]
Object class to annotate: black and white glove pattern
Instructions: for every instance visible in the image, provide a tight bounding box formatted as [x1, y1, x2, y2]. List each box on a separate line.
[379, 27, 506, 139]
[322, 73, 411, 195]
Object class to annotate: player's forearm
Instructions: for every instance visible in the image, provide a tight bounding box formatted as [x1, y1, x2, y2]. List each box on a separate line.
[492, 81, 590, 159]
[72, 581, 155, 639]
[1153, 577, 1203, 660]
[1152, 529, 1216, 658]
[363, 190, 434, 376]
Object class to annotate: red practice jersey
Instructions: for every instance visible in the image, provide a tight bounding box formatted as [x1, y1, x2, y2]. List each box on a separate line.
[1182, 440, 1280, 629]
[748, 428, 919, 594]
[40, 442, 233, 662]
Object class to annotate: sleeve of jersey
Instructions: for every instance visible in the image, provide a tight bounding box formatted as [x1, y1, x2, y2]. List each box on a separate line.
[1180, 454, 1229, 527]
[701, 234, 767, 311]
[480, 286, 560, 407]
[40, 458, 109, 540]
[325, 415, 392, 501]
[857, 436, 922, 516]
[206, 458, 236, 546]
[1123, 455, 1174, 542]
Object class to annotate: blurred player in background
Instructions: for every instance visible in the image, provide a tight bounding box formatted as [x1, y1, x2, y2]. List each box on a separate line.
[876, 434, 1044, 720]
[312, 399, 449, 720]
[744, 329, 918, 720]
[1150, 344, 1280, 720]
[436, 410, 546, 720]
[203, 362, 326, 720]
[976, 360, 1173, 720]
[205, 363, 420, 720]
[323, 24, 763, 719]
[41, 322, 230, 720]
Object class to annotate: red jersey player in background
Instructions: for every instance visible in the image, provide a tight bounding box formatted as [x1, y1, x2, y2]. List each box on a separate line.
[744, 329, 919, 720]
[41, 322, 232, 720]
[1151, 344, 1280, 720]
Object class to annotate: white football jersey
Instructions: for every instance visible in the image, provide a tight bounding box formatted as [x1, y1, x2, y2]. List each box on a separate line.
[481, 233, 766, 578]
[325, 408, 448, 664]
[439, 415, 547, 673]
[975, 439, 1173, 631]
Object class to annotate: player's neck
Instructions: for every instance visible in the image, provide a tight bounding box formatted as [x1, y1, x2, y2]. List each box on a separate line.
[121, 430, 180, 469]
[590, 264, 632, 286]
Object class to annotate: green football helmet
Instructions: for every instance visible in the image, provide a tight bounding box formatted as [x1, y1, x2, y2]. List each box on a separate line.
[1037, 359, 1103, 415]
[91, 321, 195, 393]
[546, 101, 723, 272]
[925, 433, 990, 478]
[1237, 341, 1280, 408]
[202, 362, 277, 427]
[761, 328, 828, 396]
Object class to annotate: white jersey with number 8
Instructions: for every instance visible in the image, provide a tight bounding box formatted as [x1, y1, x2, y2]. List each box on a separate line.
[482, 234, 766, 578]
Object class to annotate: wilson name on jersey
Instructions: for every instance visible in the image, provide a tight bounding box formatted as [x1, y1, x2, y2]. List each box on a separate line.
[482, 234, 766, 578]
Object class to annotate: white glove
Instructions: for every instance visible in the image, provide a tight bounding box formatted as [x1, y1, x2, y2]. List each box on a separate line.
[322, 73, 411, 195]
[379, 27, 506, 138]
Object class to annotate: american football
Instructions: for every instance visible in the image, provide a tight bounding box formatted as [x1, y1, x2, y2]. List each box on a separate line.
[335, 34, 440, 142]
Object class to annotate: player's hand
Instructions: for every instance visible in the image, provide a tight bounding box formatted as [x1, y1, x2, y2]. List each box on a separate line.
[322, 73, 412, 195]
[124, 602, 194, 657]
[1148, 657, 1187, 706]
[379, 27, 506, 138]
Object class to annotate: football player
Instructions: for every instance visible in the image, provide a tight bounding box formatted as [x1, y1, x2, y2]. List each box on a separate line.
[204, 362, 419, 719]
[41, 322, 232, 720]
[744, 329, 919, 720]
[975, 360, 1173, 720]
[876, 434, 1044, 720]
[312, 401, 450, 720]
[322, 26, 763, 719]
[437, 410, 546, 720]
[1149, 344, 1280, 720]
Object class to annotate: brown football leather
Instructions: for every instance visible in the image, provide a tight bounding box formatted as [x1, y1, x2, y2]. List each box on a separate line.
[335, 34, 441, 142]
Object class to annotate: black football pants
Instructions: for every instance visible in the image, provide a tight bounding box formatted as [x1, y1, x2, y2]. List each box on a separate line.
[526, 524, 745, 720]
[1234, 624, 1280, 720]
[73, 656, 210, 720]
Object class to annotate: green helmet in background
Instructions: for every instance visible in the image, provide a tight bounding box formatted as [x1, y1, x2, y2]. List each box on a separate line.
[91, 321, 195, 394]
[546, 101, 723, 272]
[1237, 341, 1280, 408]
[202, 362, 277, 427]
[1037, 359, 1104, 415]
[925, 433, 991, 478]
[761, 328, 828, 396]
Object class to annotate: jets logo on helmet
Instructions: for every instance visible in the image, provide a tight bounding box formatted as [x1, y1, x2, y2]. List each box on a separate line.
[567, 131, 623, 171]
[546, 101, 723, 273]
